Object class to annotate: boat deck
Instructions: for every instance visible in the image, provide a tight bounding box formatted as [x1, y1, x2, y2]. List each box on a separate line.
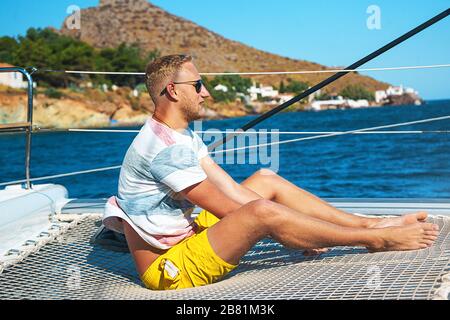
[0, 199, 449, 300]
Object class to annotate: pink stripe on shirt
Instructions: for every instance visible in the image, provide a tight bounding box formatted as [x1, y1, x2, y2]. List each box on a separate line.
[149, 118, 176, 146]
[152, 228, 196, 246]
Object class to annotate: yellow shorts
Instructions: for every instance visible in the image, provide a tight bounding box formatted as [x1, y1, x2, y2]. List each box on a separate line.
[141, 210, 238, 291]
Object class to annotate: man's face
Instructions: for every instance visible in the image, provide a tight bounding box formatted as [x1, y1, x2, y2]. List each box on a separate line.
[173, 62, 210, 122]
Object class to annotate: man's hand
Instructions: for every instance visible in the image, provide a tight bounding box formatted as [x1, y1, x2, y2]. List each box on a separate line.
[302, 248, 330, 256]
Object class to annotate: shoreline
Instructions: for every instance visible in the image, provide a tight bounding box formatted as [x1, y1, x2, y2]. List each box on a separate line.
[26, 102, 442, 131]
[0, 85, 445, 130]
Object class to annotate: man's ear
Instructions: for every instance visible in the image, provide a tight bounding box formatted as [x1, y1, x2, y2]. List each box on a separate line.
[166, 83, 178, 100]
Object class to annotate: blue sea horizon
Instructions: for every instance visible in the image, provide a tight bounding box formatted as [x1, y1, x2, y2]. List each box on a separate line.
[1, 100, 449, 200]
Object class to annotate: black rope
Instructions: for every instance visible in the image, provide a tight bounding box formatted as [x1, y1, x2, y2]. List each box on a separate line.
[208, 8, 450, 151]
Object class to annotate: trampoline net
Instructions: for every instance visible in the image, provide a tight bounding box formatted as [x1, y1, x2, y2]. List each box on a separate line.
[0, 215, 449, 300]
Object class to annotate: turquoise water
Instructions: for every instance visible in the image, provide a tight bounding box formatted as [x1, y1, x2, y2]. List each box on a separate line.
[1, 100, 449, 199]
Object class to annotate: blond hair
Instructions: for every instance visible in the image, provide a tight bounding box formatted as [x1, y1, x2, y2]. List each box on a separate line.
[145, 54, 193, 103]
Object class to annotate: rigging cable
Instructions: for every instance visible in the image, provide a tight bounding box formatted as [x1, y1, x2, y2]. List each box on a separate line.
[1, 114, 449, 187]
[207, 8, 450, 152]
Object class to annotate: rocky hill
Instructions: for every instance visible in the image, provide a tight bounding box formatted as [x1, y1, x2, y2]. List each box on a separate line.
[0, 85, 153, 129]
[60, 0, 389, 94]
[1, 0, 393, 129]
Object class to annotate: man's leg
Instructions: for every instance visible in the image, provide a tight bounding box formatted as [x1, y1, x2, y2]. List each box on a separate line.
[241, 169, 427, 229]
[207, 199, 439, 266]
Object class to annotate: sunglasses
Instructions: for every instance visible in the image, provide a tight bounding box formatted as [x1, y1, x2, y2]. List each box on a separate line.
[160, 79, 204, 96]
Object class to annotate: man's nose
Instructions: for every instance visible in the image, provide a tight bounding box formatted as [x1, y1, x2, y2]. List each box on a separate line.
[201, 85, 211, 98]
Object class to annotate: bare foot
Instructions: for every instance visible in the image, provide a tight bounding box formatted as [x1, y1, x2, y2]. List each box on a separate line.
[303, 248, 329, 256]
[368, 222, 439, 252]
[368, 211, 428, 229]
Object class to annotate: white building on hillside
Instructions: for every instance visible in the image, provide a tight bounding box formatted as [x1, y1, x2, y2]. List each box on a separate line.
[248, 83, 279, 101]
[311, 96, 369, 111]
[278, 94, 295, 104]
[375, 85, 419, 104]
[375, 90, 388, 104]
[347, 99, 370, 108]
[214, 84, 228, 92]
[311, 96, 346, 111]
[0, 63, 29, 89]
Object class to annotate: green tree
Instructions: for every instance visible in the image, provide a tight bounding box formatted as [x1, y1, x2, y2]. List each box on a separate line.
[279, 80, 286, 94]
[285, 80, 309, 94]
[98, 43, 148, 87]
[0, 36, 19, 63]
[13, 35, 52, 69]
[44, 87, 63, 99]
[10, 28, 96, 87]
[210, 74, 252, 94]
[315, 92, 332, 100]
[203, 77, 235, 102]
[207, 74, 252, 103]
[4, 27, 160, 89]
[212, 90, 237, 103]
[339, 84, 374, 101]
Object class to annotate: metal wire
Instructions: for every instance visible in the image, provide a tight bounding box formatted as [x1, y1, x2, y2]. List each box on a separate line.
[210, 114, 450, 155]
[66, 129, 450, 135]
[0, 166, 122, 187]
[1, 114, 449, 187]
[41, 63, 450, 76]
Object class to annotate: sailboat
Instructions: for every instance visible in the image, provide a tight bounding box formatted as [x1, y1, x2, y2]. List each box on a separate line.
[0, 9, 449, 300]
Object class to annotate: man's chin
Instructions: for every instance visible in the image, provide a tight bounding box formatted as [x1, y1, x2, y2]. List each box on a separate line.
[186, 111, 203, 123]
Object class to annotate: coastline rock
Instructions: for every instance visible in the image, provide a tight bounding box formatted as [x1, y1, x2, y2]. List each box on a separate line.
[111, 107, 150, 126]
[384, 93, 422, 106]
[0, 87, 249, 129]
[33, 98, 111, 128]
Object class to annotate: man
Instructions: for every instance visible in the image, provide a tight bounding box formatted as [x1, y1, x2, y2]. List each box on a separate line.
[103, 54, 440, 291]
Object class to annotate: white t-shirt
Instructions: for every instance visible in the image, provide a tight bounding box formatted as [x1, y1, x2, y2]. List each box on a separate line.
[103, 117, 209, 250]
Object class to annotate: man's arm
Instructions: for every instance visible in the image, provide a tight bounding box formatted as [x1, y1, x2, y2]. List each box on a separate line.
[180, 156, 263, 219]
[180, 178, 241, 219]
[200, 156, 263, 204]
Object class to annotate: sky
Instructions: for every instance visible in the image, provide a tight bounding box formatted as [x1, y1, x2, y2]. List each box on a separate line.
[0, 0, 449, 100]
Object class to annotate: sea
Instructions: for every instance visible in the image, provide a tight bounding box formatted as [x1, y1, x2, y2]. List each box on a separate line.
[1, 100, 449, 199]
